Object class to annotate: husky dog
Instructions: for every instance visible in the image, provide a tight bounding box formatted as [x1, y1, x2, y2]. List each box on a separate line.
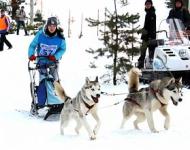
[121, 68, 183, 133]
[55, 77, 101, 140]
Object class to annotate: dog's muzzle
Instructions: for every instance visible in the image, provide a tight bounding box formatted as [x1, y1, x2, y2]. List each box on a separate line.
[171, 97, 182, 106]
[91, 94, 100, 103]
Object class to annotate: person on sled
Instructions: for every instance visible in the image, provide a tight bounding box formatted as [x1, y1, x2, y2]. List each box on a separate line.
[28, 16, 66, 119]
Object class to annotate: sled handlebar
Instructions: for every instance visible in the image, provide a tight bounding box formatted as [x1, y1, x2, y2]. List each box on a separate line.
[28, 56, 58, 71]
[28, 62, 58, 71]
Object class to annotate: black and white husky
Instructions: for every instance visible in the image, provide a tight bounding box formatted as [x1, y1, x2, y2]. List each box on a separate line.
[54, 77, 101, 140]
[121, 67, 183, 133]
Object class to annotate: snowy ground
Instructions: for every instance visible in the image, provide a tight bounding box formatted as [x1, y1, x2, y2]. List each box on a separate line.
[1, 0, 190, 150]
[0, 30, 190, 150]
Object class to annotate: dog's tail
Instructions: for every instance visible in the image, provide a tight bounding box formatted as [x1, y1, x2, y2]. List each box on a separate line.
[54, 81, 70, 102]
[128, 67, 142, 93]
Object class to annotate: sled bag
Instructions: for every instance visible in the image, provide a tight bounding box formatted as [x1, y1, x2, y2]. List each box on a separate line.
[36, 79, 47, 107]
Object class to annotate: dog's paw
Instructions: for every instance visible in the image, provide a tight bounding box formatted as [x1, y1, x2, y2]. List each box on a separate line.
[93, 129, 97, 135]
[135, 127, 141, 130]
[90, 135, 96, 140]
[151, 129, 159, 133]
[134, 123, 140, 130]
[89, 132, 96, 140]
[75, 128, 80, 135]
[60, 130, 64, 135]
[164, 126, 169, 130]
[164, 124, 169, 130]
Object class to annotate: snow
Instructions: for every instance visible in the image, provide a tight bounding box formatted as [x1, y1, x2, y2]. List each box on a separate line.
[1, 0, 190, 150]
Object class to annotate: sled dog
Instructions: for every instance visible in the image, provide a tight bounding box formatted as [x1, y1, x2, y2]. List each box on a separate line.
[56, 77, 101, 140]
[121, 68, 183, 133]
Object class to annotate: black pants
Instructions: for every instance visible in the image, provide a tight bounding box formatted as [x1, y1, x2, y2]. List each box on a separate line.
[0, 33, 12, 51]
[16, 21, 28, 35]
[138, 40, 156, 68]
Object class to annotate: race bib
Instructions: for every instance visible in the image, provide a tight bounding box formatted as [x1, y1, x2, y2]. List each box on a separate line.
[39, 43, 57, 56]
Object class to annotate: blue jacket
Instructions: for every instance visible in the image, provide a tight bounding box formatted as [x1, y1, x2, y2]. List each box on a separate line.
[28, 28, 66, 63]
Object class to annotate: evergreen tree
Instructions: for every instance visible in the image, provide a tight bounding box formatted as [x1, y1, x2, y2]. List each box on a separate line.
[10, 0, 25, 20]
[34, 10, 43, 22]
[86, 0, 140, 85]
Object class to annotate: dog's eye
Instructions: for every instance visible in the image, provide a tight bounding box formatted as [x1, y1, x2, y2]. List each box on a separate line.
[173, 90, 177, 93]
[167, 85, 175, 91]
[85, 86, 91, 89]
[91, 88, 95, 91]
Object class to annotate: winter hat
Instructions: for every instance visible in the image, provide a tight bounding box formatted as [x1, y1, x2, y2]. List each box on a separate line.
[145, 0, 153, 5]
[175, 0, 183, 8]
[46, 17, 58, 26]
[175, 0, 183, 4]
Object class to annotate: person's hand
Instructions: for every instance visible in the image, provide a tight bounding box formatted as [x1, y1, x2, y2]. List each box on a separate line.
[29, 55, 36, 61]
[48, 55, 56, 62]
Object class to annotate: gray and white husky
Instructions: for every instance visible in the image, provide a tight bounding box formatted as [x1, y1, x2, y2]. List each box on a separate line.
[121, 68, 183, 133]
[55, 77, 101, 140]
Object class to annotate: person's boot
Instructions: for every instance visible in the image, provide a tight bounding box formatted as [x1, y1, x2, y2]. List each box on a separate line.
[149, 58, 153, 69]
[25, 30, 29, 36]
[30, 102, 38, 115]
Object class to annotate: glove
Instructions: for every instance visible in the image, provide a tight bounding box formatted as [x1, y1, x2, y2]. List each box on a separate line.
[29, 55, 36, 61]
[48, 55, 56, 62]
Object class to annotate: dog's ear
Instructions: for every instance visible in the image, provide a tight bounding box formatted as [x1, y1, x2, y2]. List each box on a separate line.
[176, 77, 182, 84]
[95, 76, 98, 82]
[160, 77, 174, 89]
[179, 77, 182, 83]
[179, 77, 183, 86]
[85, 77, 90, 84]
[175, 77, 183, 87]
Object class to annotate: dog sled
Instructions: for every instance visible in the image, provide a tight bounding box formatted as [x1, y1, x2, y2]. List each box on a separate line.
[139, 18, 190, 87]
[28, 56, 64, 120]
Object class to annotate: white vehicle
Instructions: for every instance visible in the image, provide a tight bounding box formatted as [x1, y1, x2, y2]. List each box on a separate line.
[140, 18, 190, 86]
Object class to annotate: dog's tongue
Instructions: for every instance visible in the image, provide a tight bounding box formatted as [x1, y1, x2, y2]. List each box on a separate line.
[171, 97, 178, 106]
[91, 96, 99, 103]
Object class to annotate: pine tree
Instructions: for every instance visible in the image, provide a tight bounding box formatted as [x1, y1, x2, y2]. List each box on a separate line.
[34, 10, 43, 22]
[86, 0, 140, 85]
